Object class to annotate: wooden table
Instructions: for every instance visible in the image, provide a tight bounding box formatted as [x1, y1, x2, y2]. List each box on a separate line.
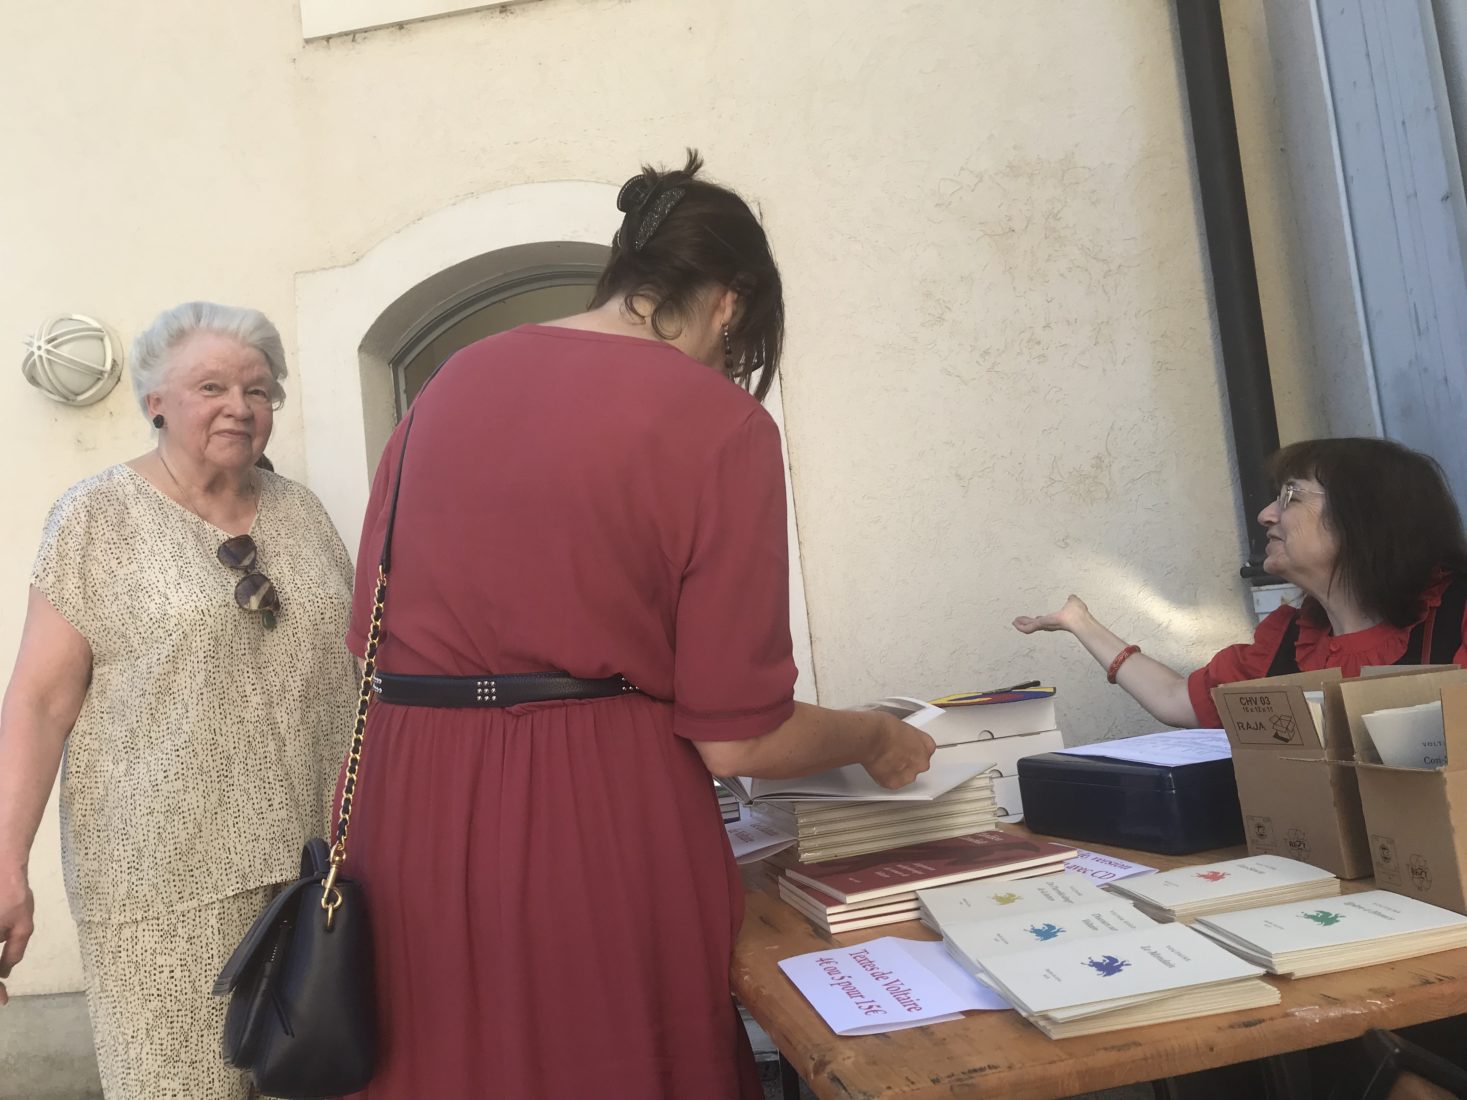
[731, 827, 1467, 1100]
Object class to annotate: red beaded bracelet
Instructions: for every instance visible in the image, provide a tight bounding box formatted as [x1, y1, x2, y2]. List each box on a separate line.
[1107, 644, 1141, 684]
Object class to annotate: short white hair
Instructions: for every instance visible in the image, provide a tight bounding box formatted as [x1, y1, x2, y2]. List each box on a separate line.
[129, 301, 288, 418]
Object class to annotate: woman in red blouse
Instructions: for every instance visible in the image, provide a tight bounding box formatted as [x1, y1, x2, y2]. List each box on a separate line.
[1014, 438, 1467, 728]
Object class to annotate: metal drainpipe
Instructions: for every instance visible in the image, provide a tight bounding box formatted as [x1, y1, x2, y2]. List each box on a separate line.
[1174, 0, 1281, 582]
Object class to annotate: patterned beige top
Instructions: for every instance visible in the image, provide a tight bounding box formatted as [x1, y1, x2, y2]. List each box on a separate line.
[30, 464, 359, 925]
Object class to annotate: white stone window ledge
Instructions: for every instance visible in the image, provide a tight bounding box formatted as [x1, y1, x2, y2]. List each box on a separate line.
[300, 0, 539, 41]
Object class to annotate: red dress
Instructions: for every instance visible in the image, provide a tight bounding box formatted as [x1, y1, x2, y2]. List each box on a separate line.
[341, 325, 796, 1099]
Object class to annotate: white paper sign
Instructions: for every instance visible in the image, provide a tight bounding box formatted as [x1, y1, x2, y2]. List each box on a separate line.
[1063, 849, 1157, 883]
[778, 936, 1007, 1036]
[1057, 729, 1231, 767]
[725, 810, 796, 864]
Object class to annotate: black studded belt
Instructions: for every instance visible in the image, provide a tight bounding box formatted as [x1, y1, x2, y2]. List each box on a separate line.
[370, 671, 639, 708]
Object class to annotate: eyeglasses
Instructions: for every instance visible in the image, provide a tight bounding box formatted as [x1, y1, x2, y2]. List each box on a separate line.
[218, 534, 281, 630]
[1277, 482, 1326, 511]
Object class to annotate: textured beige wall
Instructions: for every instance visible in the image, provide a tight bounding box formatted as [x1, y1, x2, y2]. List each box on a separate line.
[0, 0, 1308, 995]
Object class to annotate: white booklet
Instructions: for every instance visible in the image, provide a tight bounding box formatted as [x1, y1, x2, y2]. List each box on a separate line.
[1108, 854, 1335, 909]
[1195, 890, 1467, 955]
[978, 921, 1266, 1018]
[945, 902, 1156, 963]
[724, 809, 797, 864]
[721, 761, 992, 804]
[919, 872, 1113, 929]
[1057, 729, 1231, 767]
[778, 935, 1007, 1036]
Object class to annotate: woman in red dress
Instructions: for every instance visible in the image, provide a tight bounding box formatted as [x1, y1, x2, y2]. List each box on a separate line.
[1014, 437, 1467, 725]
[341, 152, 936, 1099]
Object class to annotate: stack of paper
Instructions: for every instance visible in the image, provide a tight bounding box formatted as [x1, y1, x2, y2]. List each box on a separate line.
[973, 922, 1278, 1038]
[1104, 855, 1340, 923]
[728, 762, 1001, 863]
[724, 811, 797, 865]
[718, 702, 1010, 863]
[752, 773, 1002, 863]
[917, 871, 1113, 932]
[775, 831, 1077, 934]
[925, 687, 1062, 821]
[1194, 890, 1467, 978]
[713, 779, 741, 824]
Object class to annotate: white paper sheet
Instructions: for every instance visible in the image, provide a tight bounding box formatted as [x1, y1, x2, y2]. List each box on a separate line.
[778, 936, 1007, 1036]
[744, 761, 992, 802]
[724, 809, 797, 864]
[847, 696, 947, 730]
[1056, 729, 1231, 767]
[1062, 849, 1157, 883]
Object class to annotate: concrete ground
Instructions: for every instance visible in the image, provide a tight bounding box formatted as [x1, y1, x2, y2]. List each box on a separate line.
[1, 994, 102, 1100]
[1, 992, 1149, 1100]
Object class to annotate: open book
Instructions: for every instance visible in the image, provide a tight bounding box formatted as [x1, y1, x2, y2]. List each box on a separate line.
[719, 761, 993, 804]
[717, 695, 974, 803]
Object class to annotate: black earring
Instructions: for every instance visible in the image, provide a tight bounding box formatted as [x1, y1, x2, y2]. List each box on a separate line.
[722, 325, 734, 375]
[152, 414, 165, 429]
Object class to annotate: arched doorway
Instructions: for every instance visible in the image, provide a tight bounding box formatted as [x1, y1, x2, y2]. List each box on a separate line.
[390, 264, 599, 418]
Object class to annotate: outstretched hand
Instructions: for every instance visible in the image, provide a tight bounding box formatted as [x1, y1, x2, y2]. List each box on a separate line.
[1013, 594, 1092, 636]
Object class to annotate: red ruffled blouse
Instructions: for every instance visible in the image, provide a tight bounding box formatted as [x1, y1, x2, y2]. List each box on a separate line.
[1187, 574, 1467, 727]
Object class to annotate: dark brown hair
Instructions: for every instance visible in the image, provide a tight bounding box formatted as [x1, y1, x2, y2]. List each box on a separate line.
[1269, 437, 1467, 626]
[589, 150, 784, 401]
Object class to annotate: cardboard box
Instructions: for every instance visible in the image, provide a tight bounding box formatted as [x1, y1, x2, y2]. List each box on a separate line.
[1337, 668, 1467, 913]
[1213, 666, 1459, 880]
[1212, 669, 1375, 878]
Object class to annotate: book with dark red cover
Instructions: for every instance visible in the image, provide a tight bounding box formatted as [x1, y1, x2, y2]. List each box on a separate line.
[781, 830, 1077, 903]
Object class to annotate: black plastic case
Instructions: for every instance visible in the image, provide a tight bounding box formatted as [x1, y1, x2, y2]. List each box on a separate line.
[1016, 752, 1245, 855]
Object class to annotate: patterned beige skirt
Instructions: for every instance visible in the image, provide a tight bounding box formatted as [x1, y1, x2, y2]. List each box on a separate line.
[76, 885, 274, 1100]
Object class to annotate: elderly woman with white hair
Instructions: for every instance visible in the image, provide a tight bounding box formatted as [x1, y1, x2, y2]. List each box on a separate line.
[0, 302, 358, 1098]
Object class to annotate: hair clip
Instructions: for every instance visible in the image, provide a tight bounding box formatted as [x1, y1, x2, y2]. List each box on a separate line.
[617, 174, 654, 213]
[633, 187, 686, 252]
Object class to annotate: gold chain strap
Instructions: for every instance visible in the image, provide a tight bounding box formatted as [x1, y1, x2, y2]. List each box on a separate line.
[320, 563, 387, 928]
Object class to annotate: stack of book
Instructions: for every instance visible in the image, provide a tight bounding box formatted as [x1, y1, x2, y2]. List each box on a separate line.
[1104, 855, 1340, 923]
[916, 871, 1280, 1038]
[722, 760, 1000, 864]
[713, 779, 741, 824]
[774, 831, 1077, 934]
[752, 773, 1002, 863]
[1194, 890, 1467, 978]
[970, 921, 1279, 1038]
[926, 687, 1063, 821]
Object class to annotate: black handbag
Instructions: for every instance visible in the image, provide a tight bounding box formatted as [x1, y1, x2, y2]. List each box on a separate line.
[213, 838, 374, 1097]
[213, 410, 420, 1098]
